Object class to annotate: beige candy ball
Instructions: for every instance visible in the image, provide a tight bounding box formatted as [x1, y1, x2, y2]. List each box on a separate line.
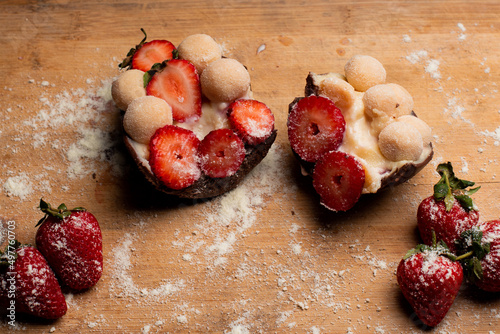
[378, 121, 423, 162]
[363, 83, 414, 120]
[123, 96, 173, 144]
[345, 55, 386, 92]
[318, 75, 356, 111]
[112, 69, 146, 111]
[201, 58, 251, 102]
[398, 115, 432, 145]
[178, 34, 222, 74]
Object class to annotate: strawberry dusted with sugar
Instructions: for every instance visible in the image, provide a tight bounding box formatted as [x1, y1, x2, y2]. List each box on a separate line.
[312, 151, 365, 212]
[119, 28, 176, 72]
[417, 162, 480, 253]
[149, 125, 201, 190]
[146, 59, 202, 122]
[288, 95, 346, 163]
[35, 199, 103, 290]
[397, 239, 463, 327]
[198, 129, 245, 178]
[0, 241, 67, 319]
[227, 99, 275, 145]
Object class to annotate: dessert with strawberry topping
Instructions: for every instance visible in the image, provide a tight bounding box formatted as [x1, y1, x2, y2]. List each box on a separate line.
[288, 55, 433, 211]
[113, 31, 276, 198]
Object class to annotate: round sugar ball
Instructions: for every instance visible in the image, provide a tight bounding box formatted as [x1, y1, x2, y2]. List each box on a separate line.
[201, 58, 251, 102]
[363, 83, 414, 119]
[398, 115, 432, 145]
[123, 96, 173, 144]
[378, 121, 423, 162]
[344, 55, 386, 92]
[318, 76, 356, 111]
[112, 69, 146, 111]
[177, 34, 222, 74]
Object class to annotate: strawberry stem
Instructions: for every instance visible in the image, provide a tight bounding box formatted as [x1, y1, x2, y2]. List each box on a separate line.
[36, 198, 86, 226]
[433, 162, 480, 212]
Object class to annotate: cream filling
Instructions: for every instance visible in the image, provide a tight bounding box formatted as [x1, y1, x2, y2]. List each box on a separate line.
[127, 89, 253, 173]
[310, 73, 432, 194]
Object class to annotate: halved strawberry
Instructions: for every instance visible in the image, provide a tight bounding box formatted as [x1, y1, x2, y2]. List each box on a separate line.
[312, 151, 365, 212]
[288, 95, 346, 163]
[132, 39, 177, 72]
[146, 59, 202, 122]
[198, 129, 245, 178]
[227, 99, 275, 145]
[149, 125, 201, 190]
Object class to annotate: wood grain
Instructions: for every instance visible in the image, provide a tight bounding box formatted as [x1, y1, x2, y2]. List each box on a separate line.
[1, 0, 500, 332]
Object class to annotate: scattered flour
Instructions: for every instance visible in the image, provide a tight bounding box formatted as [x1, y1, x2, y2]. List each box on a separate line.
[2, 173, 33, 200]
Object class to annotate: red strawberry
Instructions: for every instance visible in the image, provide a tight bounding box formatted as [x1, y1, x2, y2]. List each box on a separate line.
[288, 95, 346, 163]
[132, 40, 176, 72]
[0, 241, 67, 319]
[227, 99, 275, 145]
[119, 28, 177, 72]
[149, 125, 201, 190]
[397, 240, 463, 327]
[417, 162, 480, 253]
[146, 59, 202, 122]
[198, 129, 245, 178]
[456, 220, 500, 292]
[312, 151, 365, 212]
[35, 199, 103, 290]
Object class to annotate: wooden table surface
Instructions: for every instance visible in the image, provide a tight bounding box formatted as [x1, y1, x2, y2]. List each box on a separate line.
[1, 0, 500, 333]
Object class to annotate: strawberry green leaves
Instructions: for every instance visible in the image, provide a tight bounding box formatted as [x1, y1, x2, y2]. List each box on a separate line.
[433, 162, 480, 212]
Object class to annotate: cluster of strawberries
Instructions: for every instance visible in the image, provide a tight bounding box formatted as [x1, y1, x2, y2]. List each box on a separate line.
[397, 162, 500, 327]
[0, 200, 102, 320]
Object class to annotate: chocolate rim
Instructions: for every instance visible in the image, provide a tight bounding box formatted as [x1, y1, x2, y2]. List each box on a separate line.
[124, 129, 277, 199]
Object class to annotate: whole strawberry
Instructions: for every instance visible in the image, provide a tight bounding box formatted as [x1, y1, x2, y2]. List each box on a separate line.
[35, 199, 103, 290]
[456, 220, 500, 292]
[397, 239, 463, 327]
[0, 241, 67, 319]
[417, 162, 480, 253]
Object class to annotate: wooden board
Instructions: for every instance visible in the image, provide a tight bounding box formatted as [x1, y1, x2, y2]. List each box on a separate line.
[1, 0, 500, 332]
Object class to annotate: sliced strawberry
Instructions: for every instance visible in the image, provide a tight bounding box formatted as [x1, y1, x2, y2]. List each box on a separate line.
[312, 151, 365, 212]
[131, 39, 177, 72]
[198, 129, 245, 178]
[147, 59, 202, 122]
[149, 125, 201, 190]
[227, 99, 275, 145]
[288, 95, 346, 163]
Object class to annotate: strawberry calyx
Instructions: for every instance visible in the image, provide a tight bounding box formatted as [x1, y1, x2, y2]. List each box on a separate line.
[404, 230, 457, 262]
[119, 28, 149, 69]
[455, 227, 491, 283]
[36, 198, 86, 227]
[433, 162, 480, 212]
[143, 60, 169, 87]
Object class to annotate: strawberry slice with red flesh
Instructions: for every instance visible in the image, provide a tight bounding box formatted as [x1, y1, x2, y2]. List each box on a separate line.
[149, 125, 201, 190]
[198, 129, 246, 178]
[147, 59, 202, 122]
[312, 151, 365, 212]
[288, 95, 346, 163]
[227, 99, 275, 145]
[131, 39, 176, 72]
